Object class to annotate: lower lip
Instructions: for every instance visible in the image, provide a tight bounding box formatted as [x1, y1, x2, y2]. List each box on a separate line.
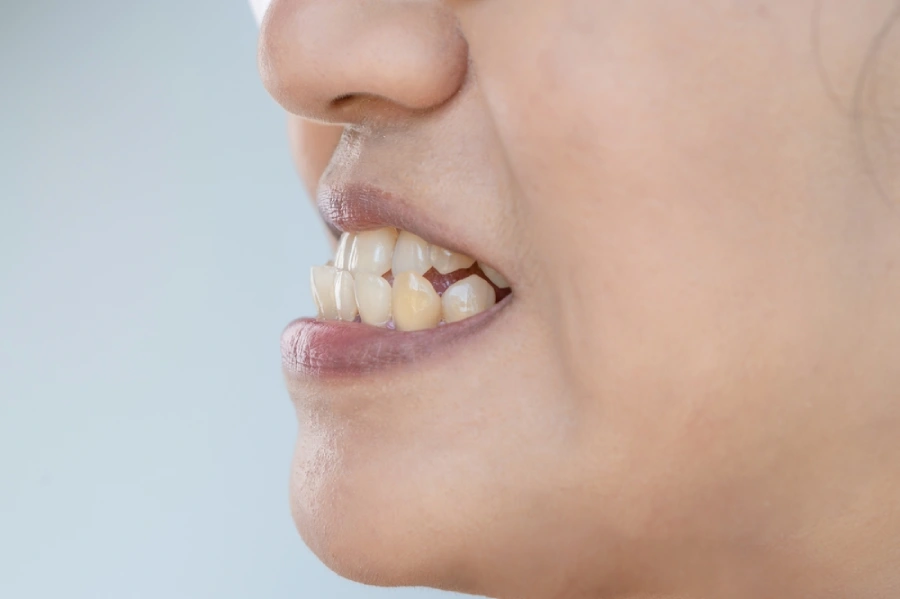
[281, 297, 512, 378]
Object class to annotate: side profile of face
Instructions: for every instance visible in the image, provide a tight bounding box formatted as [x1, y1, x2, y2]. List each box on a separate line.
[258, 1, 900, 597]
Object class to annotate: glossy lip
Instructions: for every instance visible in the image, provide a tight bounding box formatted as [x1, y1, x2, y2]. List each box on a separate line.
[317, 183, 487, 261]
[282, 294, 513, 379]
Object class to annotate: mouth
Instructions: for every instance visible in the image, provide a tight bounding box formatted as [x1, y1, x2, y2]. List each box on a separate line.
[281, 184, 513, 378]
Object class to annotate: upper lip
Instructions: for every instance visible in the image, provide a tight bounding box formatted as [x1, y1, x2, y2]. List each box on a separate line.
[316, 182, 485, 261]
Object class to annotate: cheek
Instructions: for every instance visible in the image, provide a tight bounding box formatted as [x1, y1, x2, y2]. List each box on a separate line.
[477, 3, 824, 354]
[470, 0, 866, 491]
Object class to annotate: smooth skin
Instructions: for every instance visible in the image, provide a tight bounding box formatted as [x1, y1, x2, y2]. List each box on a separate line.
[258, 1, 900, 598]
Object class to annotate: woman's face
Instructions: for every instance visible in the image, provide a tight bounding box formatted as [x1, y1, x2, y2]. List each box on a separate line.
[259, 1, 900, 597]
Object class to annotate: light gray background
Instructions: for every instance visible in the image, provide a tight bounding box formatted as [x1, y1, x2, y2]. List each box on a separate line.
[0, 2, 464, 598]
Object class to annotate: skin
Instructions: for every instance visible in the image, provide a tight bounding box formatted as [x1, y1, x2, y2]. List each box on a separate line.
[257, 1, 900, 597]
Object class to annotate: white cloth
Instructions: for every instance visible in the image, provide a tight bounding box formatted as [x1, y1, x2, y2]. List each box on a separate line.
[249, 0, 270, 24]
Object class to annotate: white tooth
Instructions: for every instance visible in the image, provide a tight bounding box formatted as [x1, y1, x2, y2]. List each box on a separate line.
[333, 270, 359, 322]
[333, 233, 356, 270]
[391, 231, 432, 276]
[441, 275, 497, 323]
[310, 265, 339, 320]
[429, 245, 476, 275]
[477, 262, 510, 289]
[354, 273, 392, 327]
[392, 271, 441, 331]
[349, 227, 398, 275]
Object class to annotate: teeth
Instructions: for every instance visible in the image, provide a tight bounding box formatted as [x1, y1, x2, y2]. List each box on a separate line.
[477, 262, 510, 289]
[310, 265, 339, 320]
[441, 274, 497, 323]
[349, 227, 398, 276]
[430, 245, 476, 275]
[392, 231, 432, 276]
[334, 233, 356, 270]
[354, 273, 392, 327]
[392, 271, 442, 331]
[312, 229, 513, 329]
[334, 270, 359, 321]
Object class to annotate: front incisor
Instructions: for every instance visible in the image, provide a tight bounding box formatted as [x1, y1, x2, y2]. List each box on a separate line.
[392, 231, 432, 276]
[334, 233, 356, 270]
[354, 273, 392, 327]
[441, 275, 497, 323]
[392, 271, 441, 331]
[349, 227, 398, 275]
[334, 270, 359, 322]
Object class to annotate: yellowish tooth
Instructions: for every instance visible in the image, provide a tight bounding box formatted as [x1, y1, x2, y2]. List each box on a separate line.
[477, 262, 510, 289]
[349, 227, 398, 275]
[391, 231, 432, 276]
[333, 270, 358, 322]
[310, 265, 339, 320]
[354, 273, 392, 327]
[392, 271, 441, 331]
[333, 233, 356, 270]
[441, 275, 497, 323]
[429, 245, 476, 275]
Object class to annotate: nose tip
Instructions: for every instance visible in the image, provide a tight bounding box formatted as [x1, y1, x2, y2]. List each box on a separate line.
[258, 0, 469, 123]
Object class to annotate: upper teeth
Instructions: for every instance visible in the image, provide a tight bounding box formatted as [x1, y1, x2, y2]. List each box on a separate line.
[350, 227, 399, 275]
[430, 245, 476, 275]
[392, 231, 432, 276]
[477, 262, 509, 289]
[310, 227, 510, 330]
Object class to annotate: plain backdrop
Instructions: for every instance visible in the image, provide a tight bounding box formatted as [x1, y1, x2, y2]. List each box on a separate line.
[0, 2, 466, 598]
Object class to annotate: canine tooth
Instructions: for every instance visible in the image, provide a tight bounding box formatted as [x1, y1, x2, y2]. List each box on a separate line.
[354, 273, 392, 327]
[441, 275, 497, 323]
[392, 232, 432, 276]
[310, 265, 339, 320]
[430, 246, 476, 275]
[334, 233, 356, 270]
[334, 270, 358, 321]
[392, 271, 441, 331]
[349, 227, 398, 275]
[478, 262, 510, 289]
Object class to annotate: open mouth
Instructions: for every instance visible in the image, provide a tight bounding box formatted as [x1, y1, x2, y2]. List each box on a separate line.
[281, 185, 515, 379]
[310, 227, 512, 330]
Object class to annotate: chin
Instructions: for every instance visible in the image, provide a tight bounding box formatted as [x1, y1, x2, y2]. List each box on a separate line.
[287, 410, 481, 592]
[280, 301, 590, 598]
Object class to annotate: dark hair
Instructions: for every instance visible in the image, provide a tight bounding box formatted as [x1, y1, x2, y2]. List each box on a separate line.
[813, 0, 900, 205]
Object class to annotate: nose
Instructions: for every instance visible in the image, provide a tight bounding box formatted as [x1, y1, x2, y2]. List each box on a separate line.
[258, 0, 469, 123]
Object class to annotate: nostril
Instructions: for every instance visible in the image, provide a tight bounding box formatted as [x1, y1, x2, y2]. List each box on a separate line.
[331, 94, 355, 107]
[329, 93, 370, 113]
[258, 0, 469, 123]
